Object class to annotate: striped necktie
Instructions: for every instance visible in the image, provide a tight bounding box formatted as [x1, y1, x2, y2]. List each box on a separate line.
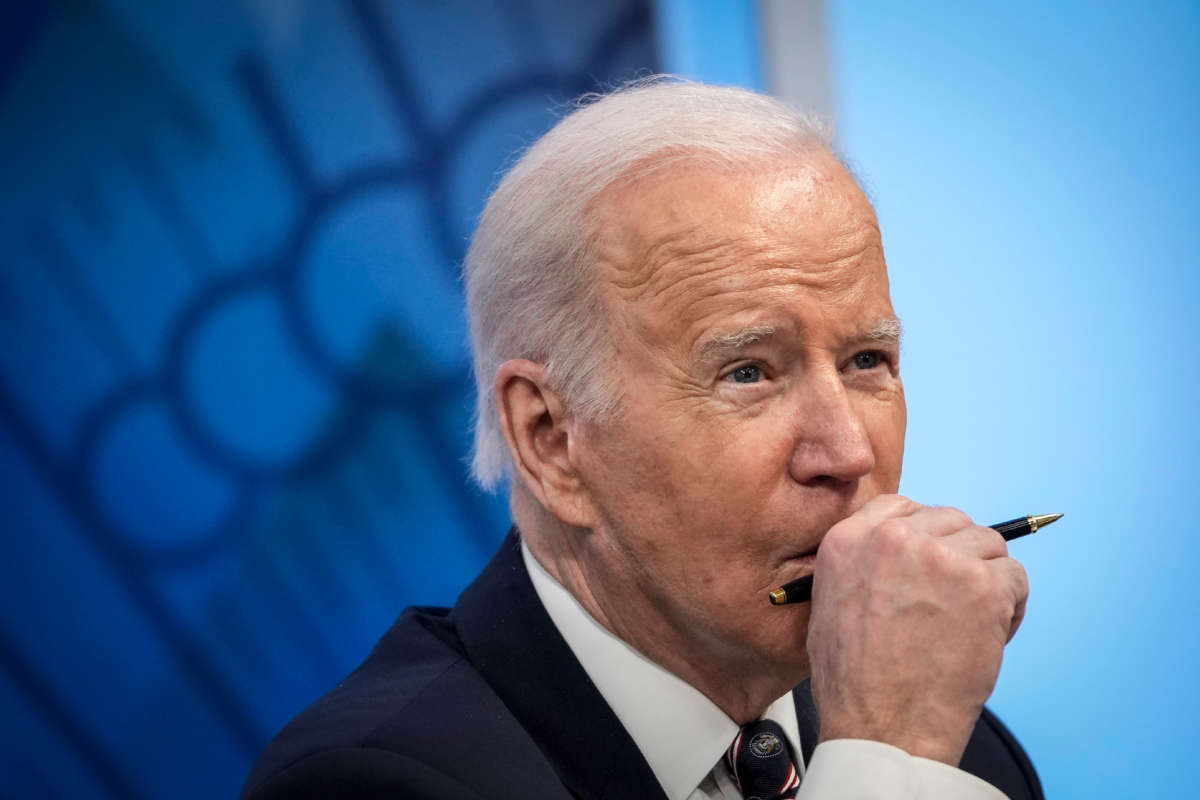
[726, 719, 801, 799]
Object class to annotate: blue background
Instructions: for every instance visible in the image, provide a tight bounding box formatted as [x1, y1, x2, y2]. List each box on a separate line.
[1, 1, 1196, 797]
[826, 4, 1200, 797]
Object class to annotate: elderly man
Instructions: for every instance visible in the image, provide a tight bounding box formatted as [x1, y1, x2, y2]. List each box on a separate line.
[243, 79, 1041, 799]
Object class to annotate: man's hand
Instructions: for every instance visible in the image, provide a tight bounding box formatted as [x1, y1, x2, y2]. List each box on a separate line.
[805, 494, 1029, 765]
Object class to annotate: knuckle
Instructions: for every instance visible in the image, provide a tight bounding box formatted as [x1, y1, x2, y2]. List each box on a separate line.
[1011, 560, 1030, 597]
[977, 525, 1009, 555]
[825, 514, 855, 539]
[816, 532, 846, 564]
[884, 494, 916, 513]
[942, 506, 974, 527]
[953, 557, 991, 600]
[821, 520, 857, 554]
[927, 540, 960, 574]
[865, 493, 919, 520]
[873, 518, 910, 551]
[967, 559, 992, 588]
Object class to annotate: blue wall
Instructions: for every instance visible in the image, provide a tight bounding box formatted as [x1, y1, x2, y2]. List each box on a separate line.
[0, 2, 657, 796]
[828, 1, 1200, 796]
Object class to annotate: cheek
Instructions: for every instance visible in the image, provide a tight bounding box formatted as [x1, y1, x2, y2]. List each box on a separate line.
[609, 400, 735, 484]
[873, 391, 907, 484]
[576, 411, 696, 532]
[867, 387, 907, 486]
[580, 410, 769, 554]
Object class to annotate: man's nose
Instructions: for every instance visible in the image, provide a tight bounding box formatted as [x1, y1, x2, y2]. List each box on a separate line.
[787, 371, 875, 486]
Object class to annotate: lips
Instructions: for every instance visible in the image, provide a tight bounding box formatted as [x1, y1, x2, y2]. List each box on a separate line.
[783, 550, 818, 569]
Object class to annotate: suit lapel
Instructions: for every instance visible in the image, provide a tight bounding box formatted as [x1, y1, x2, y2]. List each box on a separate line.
[454, 530, 668, 800]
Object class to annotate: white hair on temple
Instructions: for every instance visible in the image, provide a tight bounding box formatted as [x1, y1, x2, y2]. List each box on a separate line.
[464, 76, 835, 489]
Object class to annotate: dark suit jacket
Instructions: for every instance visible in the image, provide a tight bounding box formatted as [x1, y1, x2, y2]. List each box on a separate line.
[243, 532, 1044, 799]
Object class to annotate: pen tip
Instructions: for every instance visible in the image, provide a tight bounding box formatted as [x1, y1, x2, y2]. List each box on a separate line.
[1030, 512, 1064, 531]
[769, 588, 787, 605]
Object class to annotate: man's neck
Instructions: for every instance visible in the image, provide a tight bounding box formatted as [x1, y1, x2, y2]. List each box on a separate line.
[513, 490, 802, 724]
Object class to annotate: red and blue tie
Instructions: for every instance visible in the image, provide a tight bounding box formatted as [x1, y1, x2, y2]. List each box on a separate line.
[726, 719, 801, 799]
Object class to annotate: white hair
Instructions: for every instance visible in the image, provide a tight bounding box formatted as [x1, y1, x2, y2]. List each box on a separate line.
[464, 76, 836, 489]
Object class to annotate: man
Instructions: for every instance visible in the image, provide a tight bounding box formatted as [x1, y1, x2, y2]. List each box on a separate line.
[243, 79, 1042, 799]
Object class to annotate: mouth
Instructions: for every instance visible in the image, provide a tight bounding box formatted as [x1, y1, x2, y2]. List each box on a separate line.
[781, 548, 818, 571]
[758, 546, 820, 598]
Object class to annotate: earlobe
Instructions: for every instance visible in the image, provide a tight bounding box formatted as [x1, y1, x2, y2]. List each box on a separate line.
[493, 360, 594, 527]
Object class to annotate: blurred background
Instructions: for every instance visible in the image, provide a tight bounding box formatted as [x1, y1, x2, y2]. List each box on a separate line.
[0, 0, 1195, 797]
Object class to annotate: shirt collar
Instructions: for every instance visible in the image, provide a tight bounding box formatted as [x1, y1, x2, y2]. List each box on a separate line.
[521, 541, 803, 800]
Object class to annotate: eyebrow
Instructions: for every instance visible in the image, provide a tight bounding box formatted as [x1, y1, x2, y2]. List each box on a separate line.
[695, 325, 777, 363]
[856, 316, 904, 346]
[694, 316, 903, 364]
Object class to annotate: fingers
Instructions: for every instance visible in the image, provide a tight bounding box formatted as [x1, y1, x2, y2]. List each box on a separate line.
[936, 528, 1027, 641]
[807, 499, 1033, 764]
[850, 501, 1008, 559]
[994, 557, 1030, 642]
[938, 524, 1009, 560]
[881, 506, 976, 539]
[842, 494, 923, 531]
[830, 496, 1030, 644]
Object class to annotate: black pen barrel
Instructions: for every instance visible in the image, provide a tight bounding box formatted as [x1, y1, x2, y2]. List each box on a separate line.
[990, 516, 1033, 541]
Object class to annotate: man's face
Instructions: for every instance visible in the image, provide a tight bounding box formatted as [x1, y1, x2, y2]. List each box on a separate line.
[570, 151, 906, 676]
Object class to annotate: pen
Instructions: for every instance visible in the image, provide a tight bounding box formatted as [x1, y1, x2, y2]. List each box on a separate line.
[767, 513, 1063, 606]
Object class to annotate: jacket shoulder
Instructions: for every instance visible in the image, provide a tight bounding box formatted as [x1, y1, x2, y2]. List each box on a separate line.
[241, 607, 568, 799]
[960, 707, 1045, 800]
[245, 746, 490, 800]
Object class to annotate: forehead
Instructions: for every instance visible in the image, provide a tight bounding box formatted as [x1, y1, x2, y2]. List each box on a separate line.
[592, 151, 891, 348]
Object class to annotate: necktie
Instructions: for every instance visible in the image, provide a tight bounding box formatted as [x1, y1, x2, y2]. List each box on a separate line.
[726, 719, 801, 800]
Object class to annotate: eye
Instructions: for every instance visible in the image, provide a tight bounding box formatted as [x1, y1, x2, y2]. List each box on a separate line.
[851, 351, 883, 370]
[725, 364, 765, 384]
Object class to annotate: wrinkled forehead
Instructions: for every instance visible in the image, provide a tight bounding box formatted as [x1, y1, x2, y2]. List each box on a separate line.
[589, 151, 888, 332]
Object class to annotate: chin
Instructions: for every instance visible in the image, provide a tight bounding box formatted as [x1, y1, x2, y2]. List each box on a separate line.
[747, 609, 812, 676]
[761, 646, 813, 686]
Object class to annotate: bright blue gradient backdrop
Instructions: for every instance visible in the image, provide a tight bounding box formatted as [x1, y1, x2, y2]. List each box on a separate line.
[826, 2, 1200, 796]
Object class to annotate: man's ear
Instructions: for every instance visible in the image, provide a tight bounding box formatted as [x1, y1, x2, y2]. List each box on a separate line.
[494, 360, 595, 527]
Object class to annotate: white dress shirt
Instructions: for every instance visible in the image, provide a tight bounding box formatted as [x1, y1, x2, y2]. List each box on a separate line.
[521, 542, 1008, 800]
